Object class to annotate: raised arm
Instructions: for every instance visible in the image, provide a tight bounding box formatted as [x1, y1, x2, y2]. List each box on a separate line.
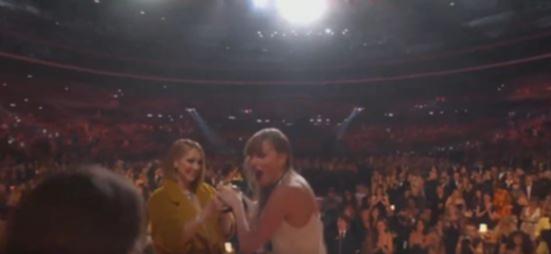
[219, 185, 291, 254]
[148, 195, 220, 253]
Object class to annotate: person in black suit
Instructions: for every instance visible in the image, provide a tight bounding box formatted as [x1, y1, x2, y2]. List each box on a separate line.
[326, 214, 361, 254]
[524, 174, 535, 201]
[424, 168, 439, 211]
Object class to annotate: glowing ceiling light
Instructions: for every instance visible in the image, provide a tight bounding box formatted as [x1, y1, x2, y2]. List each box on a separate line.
[276, 0, 327, 25]
[253, 0, 269, 8]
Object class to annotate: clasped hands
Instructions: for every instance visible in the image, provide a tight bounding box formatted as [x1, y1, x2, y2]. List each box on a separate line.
[215, 183, 243, 211]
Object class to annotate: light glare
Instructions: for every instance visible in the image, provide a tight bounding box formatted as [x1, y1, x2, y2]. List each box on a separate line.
[276, 0, 327, 25]
[253, 0, 269, 8]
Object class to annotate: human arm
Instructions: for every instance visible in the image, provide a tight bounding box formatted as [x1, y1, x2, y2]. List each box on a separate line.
[218, 185, 290, 254]
[148, 193, 220, 253]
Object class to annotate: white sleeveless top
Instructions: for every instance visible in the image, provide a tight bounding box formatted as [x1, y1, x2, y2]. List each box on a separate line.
[270, 171, 327, 254]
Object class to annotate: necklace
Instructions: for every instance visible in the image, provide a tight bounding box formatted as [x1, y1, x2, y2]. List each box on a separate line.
[183, 189, 194, 199]
[180, 189, 201, 212]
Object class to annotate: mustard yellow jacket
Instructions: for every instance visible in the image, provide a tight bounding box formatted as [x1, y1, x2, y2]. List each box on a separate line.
[148, 179, 224, 254]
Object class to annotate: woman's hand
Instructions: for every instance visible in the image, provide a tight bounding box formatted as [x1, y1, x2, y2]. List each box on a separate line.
[202, 197, 223, 220]
[217, 184, 242, 210]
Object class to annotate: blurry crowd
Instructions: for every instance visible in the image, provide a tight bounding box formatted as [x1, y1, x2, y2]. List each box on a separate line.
[0, 154, 550, 253]
[309, 157, 551, 254]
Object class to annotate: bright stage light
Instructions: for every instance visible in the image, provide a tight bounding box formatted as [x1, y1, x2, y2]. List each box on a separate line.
[253, 0, 269, 8]
[276, 0, 327, 25]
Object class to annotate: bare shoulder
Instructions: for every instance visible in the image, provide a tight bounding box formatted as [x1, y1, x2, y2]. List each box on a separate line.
[278, 172, 310, 192]
[287, 171, 313, 191]
[271, 182, 301, 200]
[274, 172, 318, 225]
[280, 172, 316, 204]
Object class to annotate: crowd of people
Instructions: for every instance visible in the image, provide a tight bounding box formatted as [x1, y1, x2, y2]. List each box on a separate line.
[1, 134, 550, 253]
[2, 73, 549, 164]
[317, 159, 551, 254]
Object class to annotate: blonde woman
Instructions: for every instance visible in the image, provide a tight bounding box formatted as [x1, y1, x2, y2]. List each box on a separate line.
[148, 139, 232, 254]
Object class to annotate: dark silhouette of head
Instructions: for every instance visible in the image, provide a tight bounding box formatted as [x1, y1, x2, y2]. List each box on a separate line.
[6, 166, 145, 254]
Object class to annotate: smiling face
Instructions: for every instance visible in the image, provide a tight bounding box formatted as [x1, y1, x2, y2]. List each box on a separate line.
[164, 139, 206, 191]
[174, 148, 203, 188]
[247, 140, 287, 187]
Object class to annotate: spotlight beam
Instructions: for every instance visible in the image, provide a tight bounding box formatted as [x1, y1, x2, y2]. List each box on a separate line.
[187, 110, 232, 154]
[336, 107, 364, 140]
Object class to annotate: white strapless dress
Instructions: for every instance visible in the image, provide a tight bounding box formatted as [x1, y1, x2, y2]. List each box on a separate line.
[271, 212, 327, 254]
[270, 170, 327, 254]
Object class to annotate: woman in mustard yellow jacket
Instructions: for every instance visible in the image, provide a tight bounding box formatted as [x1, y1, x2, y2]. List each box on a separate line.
[148, 139, 231, 254]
